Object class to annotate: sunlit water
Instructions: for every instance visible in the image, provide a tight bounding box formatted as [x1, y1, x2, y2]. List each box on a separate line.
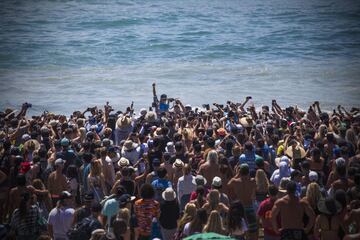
[0, 0, 359, 115]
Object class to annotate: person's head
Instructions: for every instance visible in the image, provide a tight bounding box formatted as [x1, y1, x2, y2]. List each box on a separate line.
[54, 158, 65, 171]
[211, 176, 222, 190]
[91, 202, 102, 217]
[58, 191, 72, 207]
[90, 160, 102, 176]
[300, 160, 310, 173]
[66, 165, 78, 179]
[206, 137, 215, 148]
[183, 164, 191, 176]
[190, 208, 208, 234]
[32, 178, 45, 190]
[117, 208, 130, 225]
[286, 181, 297, 196]
[178, 203, 197, 229]
[140, 184, 155, 200]
[84, 193, 95, 206]
[255, 169, 269, 193]
[268, 185, 279, 200]
[227, 200, 245, 232]
[203, 210, 224, 234]
[232, 146, 241, 157]
[156, 167, 167, 179]
[239, 163, 250, 177]
[194, 143, 202, 154]
[206, 150, 218, 164]
[306, 182, 322, 210]
[318, 197, 342, 217]
[290, 170, 303, 182]
[334, 189, 347, 210]
[207, 189, 220, 210]
[112, 218, 127, 239]
[336, 163, 347, 178]
[244, 141, 253, 152]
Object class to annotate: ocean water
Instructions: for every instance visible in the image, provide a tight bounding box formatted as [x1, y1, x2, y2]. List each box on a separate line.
[0, 0, 359, 115]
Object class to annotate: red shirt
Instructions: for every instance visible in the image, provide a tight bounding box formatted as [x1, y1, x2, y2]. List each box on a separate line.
[257, 197, 280, 236]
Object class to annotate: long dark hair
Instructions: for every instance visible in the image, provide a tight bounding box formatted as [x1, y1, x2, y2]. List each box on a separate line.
[228, 201, 245, 232]
[19, 192, 31, 218]
[190, 208, 208, 234]
[195, 186, 205, 208]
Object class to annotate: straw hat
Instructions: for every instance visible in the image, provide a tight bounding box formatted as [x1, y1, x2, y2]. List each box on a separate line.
[117, 157, 130, 167]
[239, 116, 255, 128]
[162, 188, 176, 201]
[285, 144, 306, 159]
[122, 140, 138, 151]
[145, 111, 157, 123]
[116, 115, 131, 129]
[318, 197, 342, 215]
[23, 139, 40, 152]
[173, 159, 184, 168]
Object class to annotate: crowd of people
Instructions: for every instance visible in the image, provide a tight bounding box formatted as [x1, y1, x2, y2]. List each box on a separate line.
[0, 83, 360, 240]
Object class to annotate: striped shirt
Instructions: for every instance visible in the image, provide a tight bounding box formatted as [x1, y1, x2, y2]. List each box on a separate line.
[134, 199, 160, 236]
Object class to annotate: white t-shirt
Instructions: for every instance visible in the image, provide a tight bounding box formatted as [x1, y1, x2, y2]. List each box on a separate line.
[48, 206, 75, 240]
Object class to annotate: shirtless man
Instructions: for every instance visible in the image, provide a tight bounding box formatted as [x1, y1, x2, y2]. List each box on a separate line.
[198, 150, 221, 188]
[227, 163, 258, 240]
[272, 180, 315, 240]
[47, 158, 68, 205]
[8, 174, 48, 217]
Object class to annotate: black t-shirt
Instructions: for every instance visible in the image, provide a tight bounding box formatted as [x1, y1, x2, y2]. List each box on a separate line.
[159, 200, 180, 229]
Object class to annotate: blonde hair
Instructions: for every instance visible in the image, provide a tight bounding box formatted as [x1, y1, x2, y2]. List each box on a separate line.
[255, 169, 270, 193]
[90, 160, 102, 177]
[79, 127, 86, 140]
[178, 203, 196, 230]
[203, 210, 225, 234]
[207, 189, 220, 211]
[306, 182, 322, 210]
[117, 208, 130, 225]
[207, 150, 218, 164]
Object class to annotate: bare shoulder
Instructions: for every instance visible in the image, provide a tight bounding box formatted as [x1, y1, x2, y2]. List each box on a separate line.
[274, 197, 286, 206]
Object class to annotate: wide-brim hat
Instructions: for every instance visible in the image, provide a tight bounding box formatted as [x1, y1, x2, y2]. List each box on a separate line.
[285, 145, 306, 159]
[278, 177, 291, 193]
[162, 187, 176, 201]
[116, 115, 132, 129]
[23, 139, 40, 152]
[239, 116, 255, 128]
[145, 111, 157, 122]
[275, 156, 291, 168]
[318, 198, 342, 215]
[123, 140, 138, 151]
[173, 159, 184, 168]
[118, 157, 130, 167]
[192, 175, 207, 186]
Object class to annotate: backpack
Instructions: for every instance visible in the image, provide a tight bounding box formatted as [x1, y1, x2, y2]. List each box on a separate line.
[67, 217, 95, 240]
